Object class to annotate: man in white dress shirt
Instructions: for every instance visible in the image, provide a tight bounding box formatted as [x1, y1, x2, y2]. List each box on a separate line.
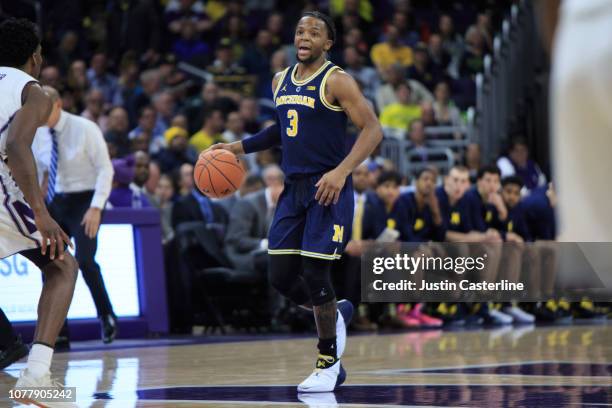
[33, 86, 117, 344]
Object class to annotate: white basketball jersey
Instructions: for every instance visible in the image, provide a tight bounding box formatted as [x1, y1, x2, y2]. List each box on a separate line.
[0, 66, 42, 258]
[0, 66, 38, 161]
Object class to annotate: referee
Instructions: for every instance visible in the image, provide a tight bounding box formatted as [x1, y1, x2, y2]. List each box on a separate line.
[33, 86, 117, 344]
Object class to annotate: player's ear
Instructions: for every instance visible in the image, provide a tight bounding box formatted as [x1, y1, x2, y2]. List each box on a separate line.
[323, 39, 333, 52]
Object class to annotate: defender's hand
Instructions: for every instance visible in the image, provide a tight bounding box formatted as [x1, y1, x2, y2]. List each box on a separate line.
[35, 212, 72, 260]
[315, 167, 348, 206]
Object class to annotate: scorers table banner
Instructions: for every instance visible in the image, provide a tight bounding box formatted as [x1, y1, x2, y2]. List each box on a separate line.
[0, 224, 140, 322]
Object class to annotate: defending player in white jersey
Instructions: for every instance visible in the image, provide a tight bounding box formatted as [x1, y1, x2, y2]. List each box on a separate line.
[538, 0, 612, 242]
[0, 18, 79, 407]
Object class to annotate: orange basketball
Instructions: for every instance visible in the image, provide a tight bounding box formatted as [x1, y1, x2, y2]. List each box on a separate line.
[194, 149, 246, 198]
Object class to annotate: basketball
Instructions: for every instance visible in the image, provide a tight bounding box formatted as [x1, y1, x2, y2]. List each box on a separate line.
[194, 149, 245, 198]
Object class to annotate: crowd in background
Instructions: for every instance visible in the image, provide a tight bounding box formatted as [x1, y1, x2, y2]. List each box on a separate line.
[4, 0, 604, 334]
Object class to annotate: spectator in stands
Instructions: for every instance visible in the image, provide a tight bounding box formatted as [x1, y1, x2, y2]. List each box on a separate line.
[343, 27, 369, 57]
[343, 46, 380, 104]
[146, 160, 161, 196]
[116, 54, 143, 126]
[407, 43, 440, 92]
[54, 31, 80, 73]
[420, 101, 438, 127]
[190, 108, 226, 153]
[171, 113, 189, 130]
[183, 82, 225, 134]
[130, 132, 151, 155]
[225, 165, 283, 273]
[438, 14, 464, 66]
[433, 81, 462, 127]
[379, 82, 422, 131]
[459, 25, 486, 79]
[155, 126, 198, 173]
[241, 29, 275, 98]
[465, 143, 482, 183]
[131, 151, 156, 205]
[171, 180, 227, 229]
[129, 105, 166, 155]
[152, 90, 175, 132]
[81, 89, 108, 132]
[406, 119, 432, 162]
[207, 38, 253, 98]
[40, 65, 62, 91]
[497, 138, 547, 191]
[130, 69, 162, 125]
[217, 173, 265, 214]
[154, 173, 176, 244]
[109, 156, 151, 208]
[106, 0, 161, 64]
[266, 12, 287, 48]
[223, 111, 249, 143]
[428, 33, 452, 76]
[476, 12, 493, 53]
[371, 25, 414, 75]
[177, 163, 195, 197]
[87, 52, 120, 106]
[165, 0, 213, 35]
[66, 60, 88, 102]
[104, 107, 131, 158]
[376, 64, 433, 112]
[386, 10, 419, 47]
[172, 19, 211, 65]
[239, 97, 262, 134]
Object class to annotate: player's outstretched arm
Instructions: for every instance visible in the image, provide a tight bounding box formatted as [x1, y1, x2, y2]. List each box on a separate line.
[6, 84, 71, 259]
[206, 71, 285, 156]
[315, 71, 383, 206]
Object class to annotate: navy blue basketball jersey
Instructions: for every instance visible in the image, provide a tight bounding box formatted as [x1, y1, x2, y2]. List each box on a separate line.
[273, 61, 350, 177]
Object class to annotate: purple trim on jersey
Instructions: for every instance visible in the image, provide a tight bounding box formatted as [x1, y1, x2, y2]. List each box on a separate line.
[0, 174, 40, 248]
[0, 112, 16, 135]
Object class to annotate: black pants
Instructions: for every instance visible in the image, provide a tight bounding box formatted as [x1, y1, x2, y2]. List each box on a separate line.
[49, 191, 113, 318]
[0, 307, 16, 349]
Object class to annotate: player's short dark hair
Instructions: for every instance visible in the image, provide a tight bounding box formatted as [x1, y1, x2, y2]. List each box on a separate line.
[377, 170, 402, 187]
[301, 11, 336, 44]
[477, 164, 501, 180]
[502, 175, 524, 189]
[0, 18, 40, 68]
[416, 166, 437, 180]
[509, 137, 528, 150]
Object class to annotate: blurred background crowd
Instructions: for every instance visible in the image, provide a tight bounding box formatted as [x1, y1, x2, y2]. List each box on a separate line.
[2, 0, 606, 335]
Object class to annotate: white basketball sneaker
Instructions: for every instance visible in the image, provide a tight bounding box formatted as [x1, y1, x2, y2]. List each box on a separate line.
[297, 354, 346, 393]
[336, 299, 354, 358]
[12, 369, 78, 407]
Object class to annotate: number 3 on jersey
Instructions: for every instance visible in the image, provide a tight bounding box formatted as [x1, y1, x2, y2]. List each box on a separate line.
[286, 109, 298, 137]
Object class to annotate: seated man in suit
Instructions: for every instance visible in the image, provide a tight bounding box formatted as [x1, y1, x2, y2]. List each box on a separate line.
[224, 165, 284, 274]
[171, 183, 228, 229]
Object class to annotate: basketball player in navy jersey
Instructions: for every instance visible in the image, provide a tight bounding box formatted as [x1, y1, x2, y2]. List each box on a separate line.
[210, 12, 383, 392]
[0, 18, 78, 406]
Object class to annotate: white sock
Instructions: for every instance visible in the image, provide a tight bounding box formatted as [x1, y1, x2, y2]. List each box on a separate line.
[26, 343, 53, 378]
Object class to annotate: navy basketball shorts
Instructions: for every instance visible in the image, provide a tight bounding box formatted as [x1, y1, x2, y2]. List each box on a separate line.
[268, 173, 354, 260]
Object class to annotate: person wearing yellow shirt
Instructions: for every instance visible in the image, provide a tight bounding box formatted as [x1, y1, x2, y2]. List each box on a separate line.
[190, 108, 226, 153]
[379, 82, 422, 131]
[370, 26, 414, 74]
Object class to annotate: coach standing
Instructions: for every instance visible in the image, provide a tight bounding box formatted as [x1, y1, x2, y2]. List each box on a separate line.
[33, 86, 117, 344]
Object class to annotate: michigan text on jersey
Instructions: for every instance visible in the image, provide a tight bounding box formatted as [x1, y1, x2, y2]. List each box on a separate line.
[275, 94, 316, 109]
